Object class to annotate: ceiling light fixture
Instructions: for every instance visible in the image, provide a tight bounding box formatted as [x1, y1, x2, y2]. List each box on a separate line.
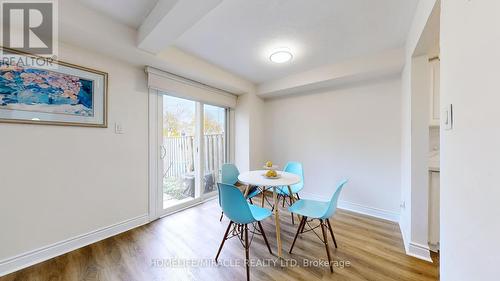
[269, 48, 293, 63]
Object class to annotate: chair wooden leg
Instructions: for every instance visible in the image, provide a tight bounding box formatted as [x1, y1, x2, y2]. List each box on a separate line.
[257, 221, 273, 255]
[271, 195, 280, 212]
[216, 221, 233, 262]
[244, 224, 250, 281]
[219, 211, 224, 222]
[289, 216, 306, 254]
[299, 216, 307, 233]
[282, 195, 285, 208]
[261, 189, 265, 207]
[249, 197, 253, 204]
[326, 219, 338, 248]
[320, 220, 333, 273]
[289, 195, 295, 225]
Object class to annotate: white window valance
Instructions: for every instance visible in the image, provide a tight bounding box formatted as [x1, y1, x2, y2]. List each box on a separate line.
[145, 66, 237, 108]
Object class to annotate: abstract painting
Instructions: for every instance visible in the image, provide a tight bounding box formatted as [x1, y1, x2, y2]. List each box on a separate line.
[0, 48, 107, 127]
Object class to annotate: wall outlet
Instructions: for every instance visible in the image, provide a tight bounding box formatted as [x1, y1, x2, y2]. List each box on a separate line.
[400, 201, 406, 209]
[115, 123, 125, 134]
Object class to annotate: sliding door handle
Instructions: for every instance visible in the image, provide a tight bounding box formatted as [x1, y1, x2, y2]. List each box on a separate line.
[160, 145, 166, 159]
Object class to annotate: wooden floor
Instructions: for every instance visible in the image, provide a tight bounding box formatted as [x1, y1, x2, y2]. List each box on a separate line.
[1, 196, 439, 281]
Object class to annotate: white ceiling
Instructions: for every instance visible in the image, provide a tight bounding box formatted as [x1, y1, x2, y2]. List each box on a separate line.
[78, 0, 159, 28]
[77, 0, 418, 84]
[174, 0, 418, 83]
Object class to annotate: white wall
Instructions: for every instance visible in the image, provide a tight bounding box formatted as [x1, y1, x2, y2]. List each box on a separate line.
[399, 0, 437, 260]
[0, 2, 259, 273]
[440, 0, 500, 280]
[0, 43, 149, 262]
[0, 41, 255, 276]
[235, 92, 264, 171]
[263, 79, 402, 218]
[410, 56, 431, 252]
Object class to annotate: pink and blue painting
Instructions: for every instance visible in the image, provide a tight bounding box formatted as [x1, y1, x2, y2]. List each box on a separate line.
[0, 62, 94, 116]
[0, 50, 107, 127]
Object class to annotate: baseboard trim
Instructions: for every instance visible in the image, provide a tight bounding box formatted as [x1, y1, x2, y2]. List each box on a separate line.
[337, 200, 400, 222]
[0, 214, 149, 277]
[299, 192, 400, 222]
[407, 242, 433, 262]
[399, 218, 434, 262]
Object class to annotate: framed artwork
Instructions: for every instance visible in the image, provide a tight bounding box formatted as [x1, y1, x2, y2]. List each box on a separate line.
[0, 48, 108, 127]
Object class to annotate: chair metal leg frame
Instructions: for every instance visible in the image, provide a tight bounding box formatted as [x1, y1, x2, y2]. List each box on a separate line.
[257, 221, 273, 255]
[289, 218, 335, 273]
[259, 188, 275, 209]
[275, 192, 301, 225]
[215, 221, 273, 281]
[216, 221, 233, 262]
[289, 216, 307, 254]
[270, 194, 282, 213]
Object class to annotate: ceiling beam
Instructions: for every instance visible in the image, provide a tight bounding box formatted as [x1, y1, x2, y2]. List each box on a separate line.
[137, 0, 223, 54]
[257, 49, 405, 98]
[58, 0, 255, 94]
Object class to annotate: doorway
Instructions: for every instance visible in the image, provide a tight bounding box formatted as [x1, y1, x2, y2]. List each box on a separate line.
[151, 92, 229, 218]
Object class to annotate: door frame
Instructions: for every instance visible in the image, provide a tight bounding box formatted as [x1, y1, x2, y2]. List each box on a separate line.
[148, 89, 233, 221]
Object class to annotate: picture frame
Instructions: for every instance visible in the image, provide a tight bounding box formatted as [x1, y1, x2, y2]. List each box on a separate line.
[0, 47, 108, 127]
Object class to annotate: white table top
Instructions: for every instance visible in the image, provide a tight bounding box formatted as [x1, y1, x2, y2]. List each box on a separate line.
[238, 170, 301, 187]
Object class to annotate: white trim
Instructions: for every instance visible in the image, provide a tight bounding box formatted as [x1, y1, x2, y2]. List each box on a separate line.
[145, 66, 237, 108]
[399, 219, 410, 251]
[148, 88, 159, 221]
[299, 191, 400, 222]
[407, 242, 433, 262]
[399, 212, 433, 262]
[158, 195, 218, 219]
[0, 214, 149, 277]
[145, 67, 235, 97]
[337, 200, 400, 222]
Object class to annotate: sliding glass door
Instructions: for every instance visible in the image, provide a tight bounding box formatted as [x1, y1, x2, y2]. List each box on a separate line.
[158, 94, 228, 215]
[203, 104, 226, 195]
[161, 95, 197, 210]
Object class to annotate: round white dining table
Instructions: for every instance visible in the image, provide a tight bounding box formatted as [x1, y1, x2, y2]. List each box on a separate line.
[238, 170, 301, 258]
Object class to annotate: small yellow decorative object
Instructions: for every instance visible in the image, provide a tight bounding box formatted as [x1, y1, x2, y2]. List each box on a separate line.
[266, 170, 278, 178]
[265, 161, 273, 167]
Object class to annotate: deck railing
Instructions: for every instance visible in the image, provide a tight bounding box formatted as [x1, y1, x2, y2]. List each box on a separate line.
[163, 133, 225, 178]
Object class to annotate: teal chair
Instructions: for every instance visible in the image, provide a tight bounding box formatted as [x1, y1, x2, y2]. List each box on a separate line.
[288, 179, 348, 273]
[219, 163, 261, 221]
[276, 162, 304, 224]
[215, 183, 273, 281]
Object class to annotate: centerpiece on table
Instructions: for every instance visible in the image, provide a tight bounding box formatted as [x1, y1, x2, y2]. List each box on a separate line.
[263, 161, 280, 179]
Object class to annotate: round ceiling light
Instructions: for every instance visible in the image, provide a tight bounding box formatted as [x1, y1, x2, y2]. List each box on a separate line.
[269, 48, 293, 63]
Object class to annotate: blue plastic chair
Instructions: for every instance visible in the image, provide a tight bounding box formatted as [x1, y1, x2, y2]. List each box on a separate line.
[219, 163, 261, 221]
[215, 183, 273, 281]
[288, 179, 348, 273]
[276, 162, 304, 224]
